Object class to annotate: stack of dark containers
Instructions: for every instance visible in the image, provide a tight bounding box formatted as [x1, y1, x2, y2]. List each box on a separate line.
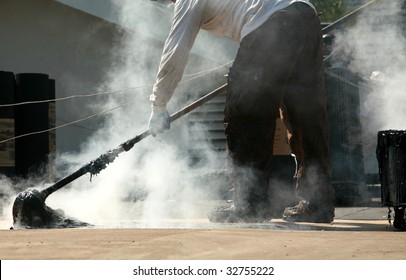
[0, 71, 56, 182]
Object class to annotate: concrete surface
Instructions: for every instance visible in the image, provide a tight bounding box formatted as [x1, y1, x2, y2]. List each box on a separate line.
[1, 207, 406, 260]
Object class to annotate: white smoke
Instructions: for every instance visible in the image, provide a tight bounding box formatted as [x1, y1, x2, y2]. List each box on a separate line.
[0, 176, 15, 226]
[38, 0, 233, 228]
[332, 0, 406, 173]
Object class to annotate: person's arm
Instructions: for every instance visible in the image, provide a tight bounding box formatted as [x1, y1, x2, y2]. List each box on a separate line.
[150, 0, 206, 112]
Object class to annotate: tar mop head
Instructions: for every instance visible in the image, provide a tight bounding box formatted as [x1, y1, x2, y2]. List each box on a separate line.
[12, 189, 91, 229]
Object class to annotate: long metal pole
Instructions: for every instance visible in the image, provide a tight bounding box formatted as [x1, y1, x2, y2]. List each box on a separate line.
[41, 83, 228, 198]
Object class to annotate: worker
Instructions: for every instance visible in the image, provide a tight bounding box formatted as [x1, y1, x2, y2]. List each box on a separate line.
[148, 0, 335, 223]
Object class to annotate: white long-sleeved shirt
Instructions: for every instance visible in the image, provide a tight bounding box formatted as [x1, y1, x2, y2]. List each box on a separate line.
[151, 0, 316, 110]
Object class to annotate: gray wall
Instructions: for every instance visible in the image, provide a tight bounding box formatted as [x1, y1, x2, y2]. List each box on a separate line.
[0, 0, 128, 154]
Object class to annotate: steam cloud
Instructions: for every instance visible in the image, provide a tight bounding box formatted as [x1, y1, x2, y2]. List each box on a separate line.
[333, 0, 406, 173]
[3, 0, 404, 228]
[0, 0, 234, 228]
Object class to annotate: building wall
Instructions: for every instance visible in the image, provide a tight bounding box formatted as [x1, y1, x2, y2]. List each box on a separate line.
[0, 0, 237, 157]
[0, 0, 128, 154]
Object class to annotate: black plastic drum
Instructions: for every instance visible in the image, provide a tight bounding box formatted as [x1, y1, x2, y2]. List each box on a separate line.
[376, 130, 406, 207]
[376, 130, 406, 230]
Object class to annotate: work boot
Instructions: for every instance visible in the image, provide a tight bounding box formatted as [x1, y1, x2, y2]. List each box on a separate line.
[282, 200, 334, 223]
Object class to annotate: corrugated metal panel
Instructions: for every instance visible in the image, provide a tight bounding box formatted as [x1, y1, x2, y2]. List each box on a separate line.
[188, 91, 227, 152]
[325, 66, 366, 205]
[325, 67, 365, 183]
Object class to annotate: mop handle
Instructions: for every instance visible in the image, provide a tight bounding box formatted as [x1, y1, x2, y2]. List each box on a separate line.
[41, 83, 228, 198]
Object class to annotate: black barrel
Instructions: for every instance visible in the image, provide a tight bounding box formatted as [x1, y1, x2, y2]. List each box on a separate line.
[376, 130, 406, 207]
[0, 71, 16, 176]
[48, 79, 56, 181]
[14, 73, 55, 179]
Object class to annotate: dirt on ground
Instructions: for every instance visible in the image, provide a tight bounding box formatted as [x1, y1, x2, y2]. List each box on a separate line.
[1, 218, 405, 260]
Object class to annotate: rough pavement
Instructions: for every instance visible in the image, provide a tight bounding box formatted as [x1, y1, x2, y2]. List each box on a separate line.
[1, 207, 406, 260]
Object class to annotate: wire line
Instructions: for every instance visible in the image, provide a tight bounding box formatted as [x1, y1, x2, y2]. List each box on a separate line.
[0, 61, 232, 144]
[0, 97, 147, 144]
[0, 61, 233, 108]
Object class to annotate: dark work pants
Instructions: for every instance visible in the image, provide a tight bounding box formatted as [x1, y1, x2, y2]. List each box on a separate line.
[224, 3, 335, 214]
